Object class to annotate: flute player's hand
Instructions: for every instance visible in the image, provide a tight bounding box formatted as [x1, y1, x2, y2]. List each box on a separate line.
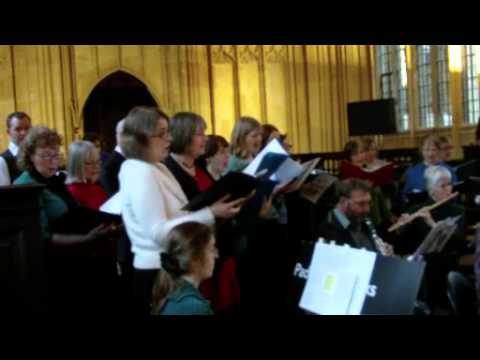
[416, 209, 436, 228]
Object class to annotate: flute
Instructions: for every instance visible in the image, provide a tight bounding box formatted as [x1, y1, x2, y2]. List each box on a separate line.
[388, 192, 459, 233]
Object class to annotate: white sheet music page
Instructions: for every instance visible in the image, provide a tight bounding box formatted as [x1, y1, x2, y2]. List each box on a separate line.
[100, 192, 122, 215]
[299, 241, 377, 315]
[243, 138, 288, 177]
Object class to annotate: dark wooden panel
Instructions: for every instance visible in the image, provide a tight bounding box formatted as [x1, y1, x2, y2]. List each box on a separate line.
[0, 184, 48, 314]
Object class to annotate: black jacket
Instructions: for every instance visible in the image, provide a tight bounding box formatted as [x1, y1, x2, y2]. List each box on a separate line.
[100, 150, 125, 197]
[1, 148, 21, 182]
[163, 155, 215, 202]
[317, 209, 378, 252]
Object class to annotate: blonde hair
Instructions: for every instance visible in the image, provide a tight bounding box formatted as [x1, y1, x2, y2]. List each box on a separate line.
[121, 106, 169, 161]
[65, 140, 99, 184]
[230, 116, 261, 158]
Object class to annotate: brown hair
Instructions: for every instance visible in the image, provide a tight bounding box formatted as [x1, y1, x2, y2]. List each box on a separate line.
[169, 112, 207, 155]
[421, 134, 441, 151]
[17, 126, 62, 173]
[230, 116, 261, 158]
[120, 106, 169, 161]
[261, 123, 279, 149]
[343, 140, 361, 162]
[361, 137, 377, 151]
[151, 222, 214, 314]
[6, 111, 31, 130]
[336, 178, 371, 200]
[204, 135, 229, 159]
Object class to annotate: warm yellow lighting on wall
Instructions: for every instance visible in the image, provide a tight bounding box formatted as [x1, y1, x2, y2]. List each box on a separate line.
[399, 45, 408, 87]
[448, 45, 462, 72]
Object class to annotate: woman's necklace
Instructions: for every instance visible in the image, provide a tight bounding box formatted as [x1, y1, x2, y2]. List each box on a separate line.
[172, 154, 196, 176]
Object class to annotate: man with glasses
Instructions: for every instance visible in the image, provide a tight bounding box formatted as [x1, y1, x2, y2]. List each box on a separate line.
[317, 178, 393, 255]
[0, 112, 31, 185]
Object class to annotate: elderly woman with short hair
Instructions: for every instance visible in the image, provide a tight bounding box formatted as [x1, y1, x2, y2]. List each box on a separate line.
[402, 135, 458, 202]
[396, 165, 465, 255]
[397, 165, 471, 311]
[66, 140, 108, 210]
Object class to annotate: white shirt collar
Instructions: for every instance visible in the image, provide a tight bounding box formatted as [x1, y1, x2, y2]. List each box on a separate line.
[8, 142, 19, 156]
[114, 145, 124, 156]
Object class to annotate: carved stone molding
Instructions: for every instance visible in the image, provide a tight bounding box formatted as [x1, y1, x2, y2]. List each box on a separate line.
[263, 45, 287, 63]
[237, 45, 260, 63]
[211, 45, 235, 64]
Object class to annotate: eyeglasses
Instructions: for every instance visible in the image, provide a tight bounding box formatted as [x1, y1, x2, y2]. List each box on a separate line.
[36, 152, 60, 161]
[150, 129, 170, 139]
[194, 131, 207, 138]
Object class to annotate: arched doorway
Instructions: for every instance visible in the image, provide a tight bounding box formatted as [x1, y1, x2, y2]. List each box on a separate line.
[82, 71, 158, 152]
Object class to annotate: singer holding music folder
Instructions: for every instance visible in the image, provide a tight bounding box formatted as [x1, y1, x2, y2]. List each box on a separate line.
[402, 135, 457, 204]
[117, 106, 244, 315]
[395, 165, 470, 311]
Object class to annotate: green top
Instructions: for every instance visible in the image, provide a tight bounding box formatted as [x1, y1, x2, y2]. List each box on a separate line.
[14, 171, 69, 241]
[157, 279, 214, 315]
[225, 155, 251, 174]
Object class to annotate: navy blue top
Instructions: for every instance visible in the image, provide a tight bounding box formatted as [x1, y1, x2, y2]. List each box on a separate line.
[402, 161, 457, 200]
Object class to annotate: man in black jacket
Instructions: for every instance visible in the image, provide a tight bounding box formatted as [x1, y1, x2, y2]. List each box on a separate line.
[318, 178, 393, 255]
[100, 119, 125, 197]
[99, 118, 133, 310]
[0, 112, 31, 185]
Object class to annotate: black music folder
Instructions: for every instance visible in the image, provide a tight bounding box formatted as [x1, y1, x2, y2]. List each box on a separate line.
[362, 255, 425, 315]
[182, 172, 258, 211]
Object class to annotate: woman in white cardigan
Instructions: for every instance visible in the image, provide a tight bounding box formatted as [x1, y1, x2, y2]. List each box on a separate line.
[118, 106, 244, 315]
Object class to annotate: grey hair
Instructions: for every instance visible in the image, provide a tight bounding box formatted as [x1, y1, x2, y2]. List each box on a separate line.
[424, 165, 452, 197]
[65, 140, 99, 184]
[169, 112, 207, 155]
[116, 118, 125, 135]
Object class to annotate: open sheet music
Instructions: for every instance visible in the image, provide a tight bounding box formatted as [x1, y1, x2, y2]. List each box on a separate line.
[299, 171, 337, 204]
[413, 216, 461, 257]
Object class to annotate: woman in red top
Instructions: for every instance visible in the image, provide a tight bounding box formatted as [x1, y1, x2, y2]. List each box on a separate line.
[164, 112, 241, 314]
[66, 140, 108, 210]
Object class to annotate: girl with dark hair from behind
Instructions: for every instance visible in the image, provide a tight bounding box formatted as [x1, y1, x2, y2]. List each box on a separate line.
[151, 222, 218, 315]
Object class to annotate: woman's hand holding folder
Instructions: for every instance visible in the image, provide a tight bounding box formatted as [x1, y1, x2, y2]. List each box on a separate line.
[210, 194, 247, 219]
[259, 195, 274, 219]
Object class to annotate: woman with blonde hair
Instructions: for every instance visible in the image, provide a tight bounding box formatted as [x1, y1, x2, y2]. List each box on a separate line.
[66, 140, 108, 210]
[227, 116, 263, 173]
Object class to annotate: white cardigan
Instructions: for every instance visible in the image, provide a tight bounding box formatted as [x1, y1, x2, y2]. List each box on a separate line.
[118, 159, 215, 269]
